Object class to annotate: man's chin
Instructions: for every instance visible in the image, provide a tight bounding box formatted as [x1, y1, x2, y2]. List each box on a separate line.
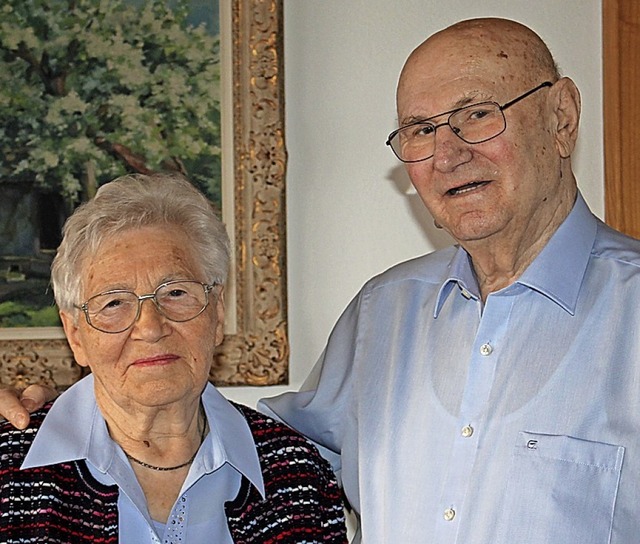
[438, 215, 501, 246]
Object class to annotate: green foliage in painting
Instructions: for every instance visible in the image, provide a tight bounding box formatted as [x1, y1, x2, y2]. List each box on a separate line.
[0, 300, 61, 328]
[0, 0, 221, 208]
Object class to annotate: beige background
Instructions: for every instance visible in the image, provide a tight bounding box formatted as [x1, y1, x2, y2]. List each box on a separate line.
[221, 0, 604, 406]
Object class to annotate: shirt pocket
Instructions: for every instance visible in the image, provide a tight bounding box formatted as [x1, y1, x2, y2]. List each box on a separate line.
[496, 431, 624, 544]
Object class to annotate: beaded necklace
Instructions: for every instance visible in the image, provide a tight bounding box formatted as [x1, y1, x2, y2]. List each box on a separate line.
[124, 411, 207, 472]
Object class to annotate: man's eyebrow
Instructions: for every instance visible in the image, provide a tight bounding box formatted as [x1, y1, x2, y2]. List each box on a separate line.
[452, 94, 479, 109]
[399, 90, 491, 125]
[450, 89, 493, 109]
[399, 114, 435, 125]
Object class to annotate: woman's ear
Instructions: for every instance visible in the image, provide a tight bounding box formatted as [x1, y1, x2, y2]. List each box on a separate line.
[60, 311, 89, 368]
[213, 287, 225, 346]
[551, 77, 581, 158]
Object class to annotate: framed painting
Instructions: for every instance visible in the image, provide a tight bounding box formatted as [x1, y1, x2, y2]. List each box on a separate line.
[0, 0, 288, 388]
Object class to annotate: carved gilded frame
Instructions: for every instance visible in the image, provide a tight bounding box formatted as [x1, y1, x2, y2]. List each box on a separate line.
[0, 0, 288, 389]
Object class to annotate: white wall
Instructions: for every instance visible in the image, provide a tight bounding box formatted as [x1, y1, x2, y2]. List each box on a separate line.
[221, 0, 603, 406]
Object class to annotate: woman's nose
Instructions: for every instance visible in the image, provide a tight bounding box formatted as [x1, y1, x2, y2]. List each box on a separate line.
[130, 298, 170, 340]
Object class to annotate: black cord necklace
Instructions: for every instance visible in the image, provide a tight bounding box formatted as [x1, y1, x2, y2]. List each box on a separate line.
[125, 412, 208, 472]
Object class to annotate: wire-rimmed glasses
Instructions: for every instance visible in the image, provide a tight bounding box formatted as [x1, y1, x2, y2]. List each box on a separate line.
[78, 280, 218, 334]
[386, 81, 553, 163]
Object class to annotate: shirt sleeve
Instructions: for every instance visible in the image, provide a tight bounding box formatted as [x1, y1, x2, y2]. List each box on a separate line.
[258, 290, 364, 476]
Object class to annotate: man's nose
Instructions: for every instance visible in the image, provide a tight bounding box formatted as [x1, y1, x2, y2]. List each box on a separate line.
[431, 124, 473, 172]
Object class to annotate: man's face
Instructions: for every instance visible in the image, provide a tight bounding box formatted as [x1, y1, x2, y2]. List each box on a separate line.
[396, 29, 566, 248]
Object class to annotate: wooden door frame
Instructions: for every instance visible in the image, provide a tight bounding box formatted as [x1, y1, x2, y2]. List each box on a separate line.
[603, 0, 640, 238]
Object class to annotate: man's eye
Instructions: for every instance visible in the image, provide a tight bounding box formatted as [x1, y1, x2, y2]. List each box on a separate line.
[411, 124, 435, 137]
[470, 109, 490, 119]
[462, 108, 494, 122]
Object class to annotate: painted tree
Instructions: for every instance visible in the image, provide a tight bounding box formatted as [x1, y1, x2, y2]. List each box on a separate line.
[0, 0, 221, 210]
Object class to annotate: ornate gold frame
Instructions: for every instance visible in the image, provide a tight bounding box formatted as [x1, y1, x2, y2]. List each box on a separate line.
[0, 0, 288, 389]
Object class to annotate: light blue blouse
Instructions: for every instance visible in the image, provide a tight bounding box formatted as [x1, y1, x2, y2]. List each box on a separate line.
[22, 376, 264, 544]
[262, 193, 640, 543]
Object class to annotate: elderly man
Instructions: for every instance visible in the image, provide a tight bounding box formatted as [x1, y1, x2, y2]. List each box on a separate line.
[3, 17, 640, 544]
[262, 17, 640, 543]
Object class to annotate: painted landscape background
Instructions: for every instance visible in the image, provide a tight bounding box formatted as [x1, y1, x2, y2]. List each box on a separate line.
[0, 0, 222, 328]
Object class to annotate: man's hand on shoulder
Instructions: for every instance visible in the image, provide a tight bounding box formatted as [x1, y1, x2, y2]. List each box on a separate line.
[0, 384, 59, 429]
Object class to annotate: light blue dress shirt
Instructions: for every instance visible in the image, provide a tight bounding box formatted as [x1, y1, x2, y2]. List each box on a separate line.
[261, 193, 640, 543]
[22, 375, 265, 544]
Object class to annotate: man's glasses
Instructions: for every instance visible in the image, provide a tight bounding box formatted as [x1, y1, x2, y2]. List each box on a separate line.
[78, 280, 218, 334]
[386, 81, 553, 163]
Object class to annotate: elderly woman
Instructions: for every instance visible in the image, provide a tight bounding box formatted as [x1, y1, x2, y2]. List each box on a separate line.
[0, 173, 346, 543]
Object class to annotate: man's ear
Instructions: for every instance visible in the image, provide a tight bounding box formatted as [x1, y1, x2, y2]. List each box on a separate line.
[551, 77, 581, 158]
[60, 311, 89, 368]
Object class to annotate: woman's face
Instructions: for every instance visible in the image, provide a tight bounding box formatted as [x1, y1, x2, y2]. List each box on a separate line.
[60, 225, 225, 411]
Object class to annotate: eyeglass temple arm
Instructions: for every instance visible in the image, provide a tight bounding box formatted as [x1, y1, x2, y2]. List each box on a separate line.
[501, 81, 553, 111]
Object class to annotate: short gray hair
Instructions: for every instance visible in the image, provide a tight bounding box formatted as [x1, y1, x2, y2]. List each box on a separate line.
[51, 172, 230, 312]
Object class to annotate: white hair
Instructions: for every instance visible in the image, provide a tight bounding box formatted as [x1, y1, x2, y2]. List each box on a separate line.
[51, 172, 230, 312]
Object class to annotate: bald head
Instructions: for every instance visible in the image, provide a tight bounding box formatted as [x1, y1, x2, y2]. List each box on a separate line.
[428, 18, 558, 79]
[397, 18, 560, 117]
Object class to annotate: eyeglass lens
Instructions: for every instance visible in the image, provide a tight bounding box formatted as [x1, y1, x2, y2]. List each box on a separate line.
[390, 102, 505, 163]
[387, 81, 553, 163]
[84, 280, 209, 333]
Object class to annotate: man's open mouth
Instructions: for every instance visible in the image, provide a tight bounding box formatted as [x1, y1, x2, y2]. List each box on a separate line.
[447, 180, 490, 196]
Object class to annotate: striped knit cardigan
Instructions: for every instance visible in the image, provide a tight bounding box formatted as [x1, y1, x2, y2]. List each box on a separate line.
[0, 402, 347, 543]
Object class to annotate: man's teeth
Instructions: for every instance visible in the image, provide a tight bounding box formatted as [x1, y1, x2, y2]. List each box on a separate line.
[448, 181, 487, 195]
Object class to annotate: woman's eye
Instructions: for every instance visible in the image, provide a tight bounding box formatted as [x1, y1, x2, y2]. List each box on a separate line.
[94, 297, 128, 314]
[167, 288, 188, 298]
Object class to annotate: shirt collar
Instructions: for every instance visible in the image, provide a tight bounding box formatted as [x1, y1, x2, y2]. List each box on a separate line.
[22, 374, 265, 498]
[434, 193, 597, 316]
[434, 249, 479, 316]
[514, 193, 595, 315]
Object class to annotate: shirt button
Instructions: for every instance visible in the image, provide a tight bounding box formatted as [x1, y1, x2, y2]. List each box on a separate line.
[461, 425, 474, 438]
[444, 508, 456, 521]
[480, 343, 493, 356]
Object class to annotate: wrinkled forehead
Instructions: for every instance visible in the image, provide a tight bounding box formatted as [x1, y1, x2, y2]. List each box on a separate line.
[396, 25, 545, 119]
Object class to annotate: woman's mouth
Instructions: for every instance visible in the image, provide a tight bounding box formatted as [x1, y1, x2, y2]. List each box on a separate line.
[131, 354, 180, 367]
